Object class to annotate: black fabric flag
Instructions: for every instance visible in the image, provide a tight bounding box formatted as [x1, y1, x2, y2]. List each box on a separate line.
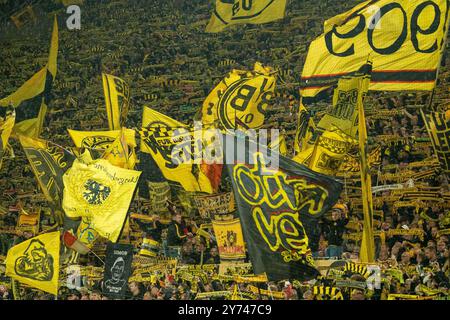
[225, 135, 342, 281]
[103, 242, 133, 298]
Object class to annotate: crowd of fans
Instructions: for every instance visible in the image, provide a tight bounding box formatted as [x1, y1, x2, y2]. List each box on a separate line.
[0, 0, 449, 300]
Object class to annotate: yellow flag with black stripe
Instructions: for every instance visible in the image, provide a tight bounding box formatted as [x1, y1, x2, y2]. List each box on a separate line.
[140, 107, 213, 193]
[102, 73, 130, 130]
[294, 100, 315, 155]
[6, 231, 60, 295]
[0, 16, 58, 137]
[317, 64, 371, 139]
[62, 158, 141, 242]
[301, 0, 449, 97]
[206, 0, 287, 33]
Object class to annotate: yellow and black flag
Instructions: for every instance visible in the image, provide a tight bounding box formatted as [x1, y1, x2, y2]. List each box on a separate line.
[226, 136, 342, 280]
[0, 107, 15, 168]
[6, 231, 60, 295]
[212, 218, 246, 261]
[317, 63, 371, 139]
[19, 135, 76, 208]
[421, 110, 450, 174]
[102, 127, 135, 169]
[62, 158, 141, 242]
[102, 73, 130, 130]
[300, 0, 450, 97]
[201, 62, 276, 130]
[206, 0, 287, 33]
[0, 16, 58, 137]
[67, 128, 137, 165]
[62, 158, 140, 242]
[140, 106, 213, 193]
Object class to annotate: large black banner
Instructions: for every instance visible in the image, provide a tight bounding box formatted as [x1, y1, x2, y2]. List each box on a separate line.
[103, 242, 134, 298]
[226, 135, 342, 281]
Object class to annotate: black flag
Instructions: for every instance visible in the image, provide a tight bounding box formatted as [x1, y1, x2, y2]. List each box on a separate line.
[103, 242, 133, 298]
[225, 135, 342, 281]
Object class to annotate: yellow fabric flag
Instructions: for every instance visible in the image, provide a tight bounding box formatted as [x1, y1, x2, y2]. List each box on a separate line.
[13, 99, 47, 138]
[102, 127, 135, 169]
[0, 16, 58, 137]
[0, 67, 47, 108]
[300, 0, 449, 97]
[140, 107, 213, 193]
[5, 231, 60, 295]
[62, 158, 141, 242]
[0, 108, 15, 167]
[317, 66, 371, 139]
[212, 218, 246, 260]
[201, 62, 276, 130]
[102, 73, 130, 130]
[268, 131, 287, 156]
[206, 0, 287, 33]
[358, 72, 375, 263]
[68, 128, 137, 165]
[306, 129, 355, 176]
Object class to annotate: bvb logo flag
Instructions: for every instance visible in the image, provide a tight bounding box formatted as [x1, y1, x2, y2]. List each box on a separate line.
[420, 110, 450, 173]
[0, 16, 58, 137]
[300, 0, 450, 97]
[19, 135, 76, 207]
[62, 158, 141, 242]
[103, 242, 133, 298]
[102, 73, 130, 130]
[212, 218, 246, 261]
[6, 231, 60, 295]
[140, 106, 213, 193]
[226, 137, 342, 280]
[0, 107, 15, 168]
[201, 62, 276, 131]
[206, 0, 287, 33]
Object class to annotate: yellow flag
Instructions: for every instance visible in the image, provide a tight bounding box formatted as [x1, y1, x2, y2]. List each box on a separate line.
[102, 73, 130, 130]
[68, 128, 137, 164]
[301, 0, 449, 97]
[268, 132, 287, 156]
[0, 67, 47, 108]
[201, 62, 276, 130]
[317, 66, 371, 138]
[306, 129, 355, 176]
[62, 158, 141, 242]
[212, 218, 246, 260]
[140, 107, 212, 193]
[6, 231, 60, 295]
[13, 99, 47, 138]
[102, 127, 135, 169]
[0, 108, 15, 167]
[206, 0, 287, 33]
